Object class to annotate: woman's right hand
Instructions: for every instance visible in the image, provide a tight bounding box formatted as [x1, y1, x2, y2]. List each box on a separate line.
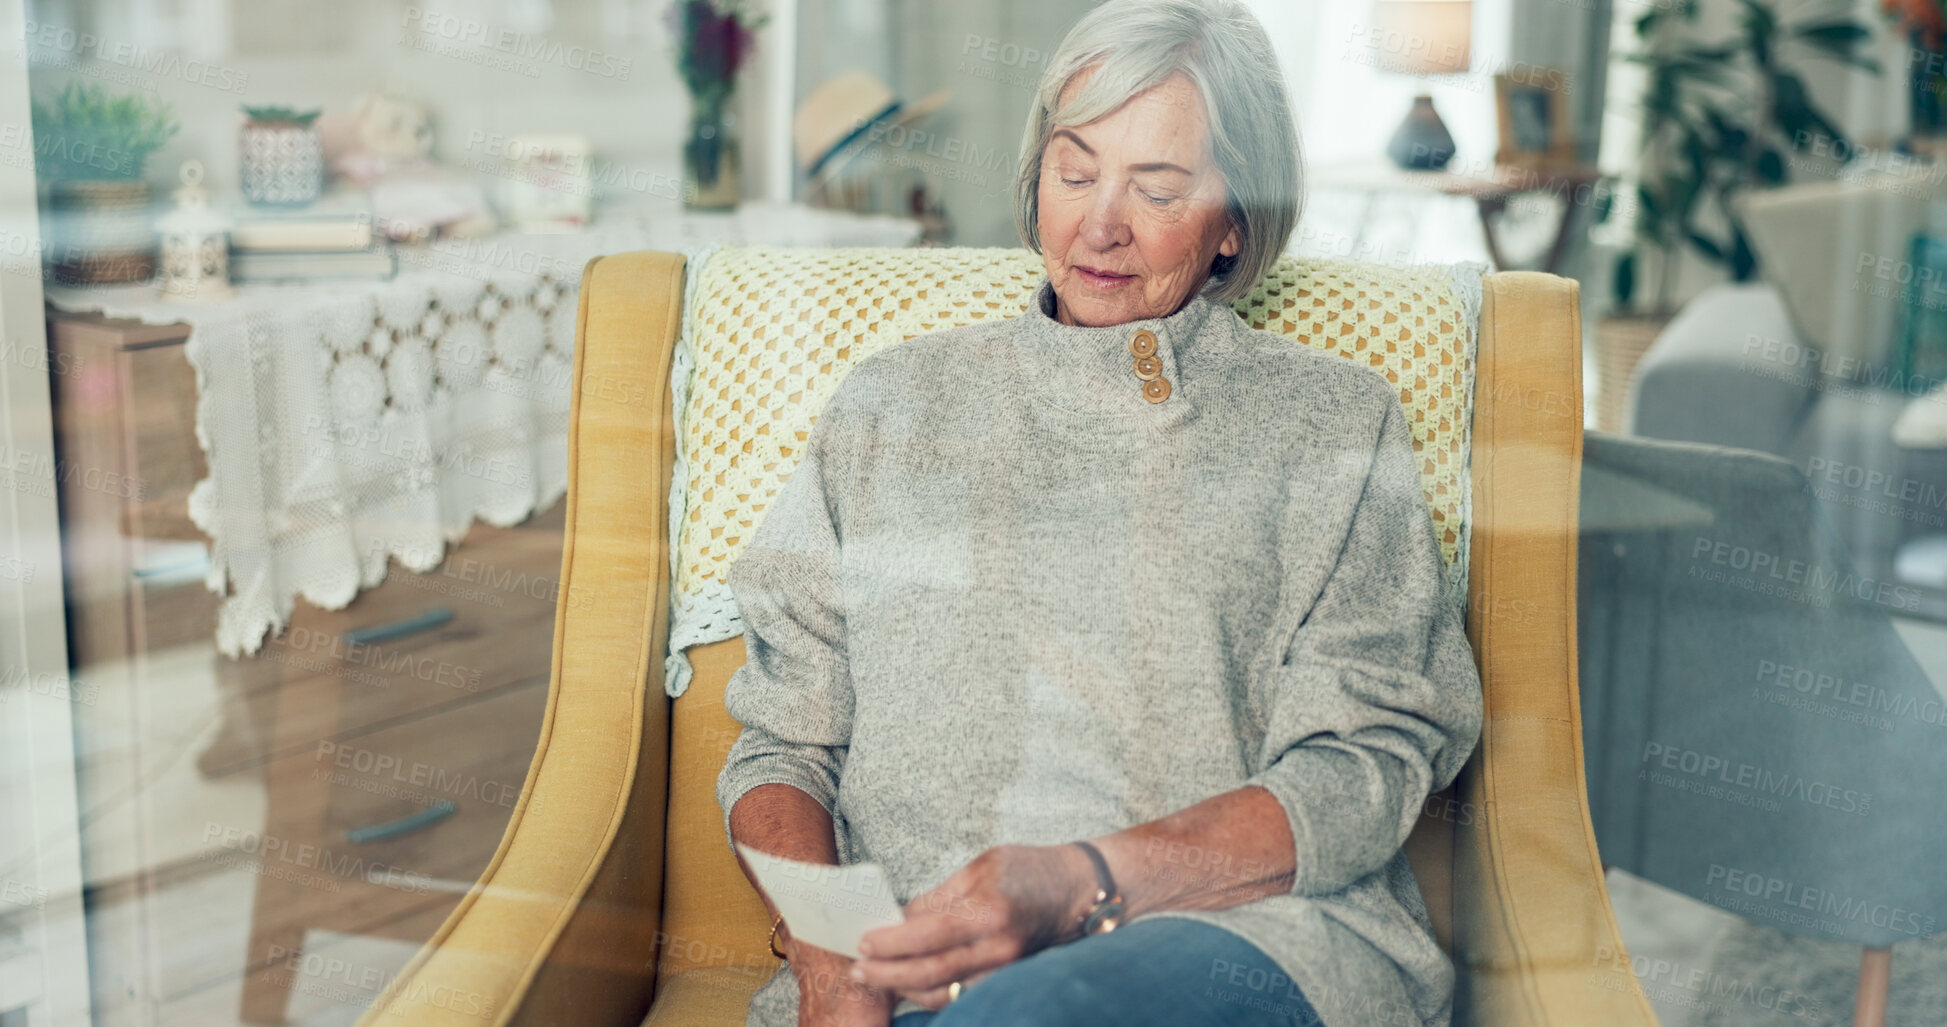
[791, 939, 896, 1027]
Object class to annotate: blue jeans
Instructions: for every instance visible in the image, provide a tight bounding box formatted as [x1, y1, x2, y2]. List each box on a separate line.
[887, 918, 1322, 1027]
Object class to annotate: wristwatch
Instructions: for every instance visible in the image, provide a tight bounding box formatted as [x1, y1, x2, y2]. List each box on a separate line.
[1071, 841, 1125, 936]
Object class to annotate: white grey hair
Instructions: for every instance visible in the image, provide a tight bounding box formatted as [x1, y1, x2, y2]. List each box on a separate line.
[1013, 0, 1303, 304]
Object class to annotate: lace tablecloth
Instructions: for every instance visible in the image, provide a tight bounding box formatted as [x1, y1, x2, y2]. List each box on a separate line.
[45, 205, 920, 657]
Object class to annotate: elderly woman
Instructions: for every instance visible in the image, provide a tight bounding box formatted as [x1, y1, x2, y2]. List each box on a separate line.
[717, 1, 1482, 1025]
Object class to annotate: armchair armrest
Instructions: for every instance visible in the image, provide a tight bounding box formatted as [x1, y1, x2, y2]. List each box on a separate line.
[1627, 283, 1818, 457]
[357, 251, 687, 1027]
[1461, 273, 1658, 1025]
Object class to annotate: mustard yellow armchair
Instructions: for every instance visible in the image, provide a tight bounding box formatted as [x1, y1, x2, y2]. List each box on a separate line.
[356, 249, 1660, 1027]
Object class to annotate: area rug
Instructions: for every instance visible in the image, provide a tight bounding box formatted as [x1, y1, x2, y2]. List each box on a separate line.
[1687, 919, 1947, 1026]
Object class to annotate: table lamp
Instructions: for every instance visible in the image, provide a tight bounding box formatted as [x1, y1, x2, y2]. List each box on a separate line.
[1370, 0, 1473, 170]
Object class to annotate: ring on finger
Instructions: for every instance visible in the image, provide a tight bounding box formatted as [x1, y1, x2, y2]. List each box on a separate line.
[947, 980, 962, 1003]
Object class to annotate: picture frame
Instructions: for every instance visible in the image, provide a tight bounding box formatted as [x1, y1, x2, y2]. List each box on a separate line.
[1494, 71, 1577, 170]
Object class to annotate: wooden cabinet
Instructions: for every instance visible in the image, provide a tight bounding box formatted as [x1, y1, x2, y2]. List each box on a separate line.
[204, 506, 566, 776]
[234, 505, 561, 1023]
[44, 309, 564, 1023]
[44, 312, 215, 671]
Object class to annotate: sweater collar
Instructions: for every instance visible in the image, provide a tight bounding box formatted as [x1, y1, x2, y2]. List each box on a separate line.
[1011, 279, 1231, 422]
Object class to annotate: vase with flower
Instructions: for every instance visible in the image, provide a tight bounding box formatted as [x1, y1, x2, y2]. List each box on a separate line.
[669, 0, 768, 210]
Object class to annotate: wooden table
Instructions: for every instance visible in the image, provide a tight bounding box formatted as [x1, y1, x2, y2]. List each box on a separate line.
[1309, 159, 1604, 274]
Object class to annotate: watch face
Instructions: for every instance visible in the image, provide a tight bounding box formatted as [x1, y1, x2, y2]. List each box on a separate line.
[1083, 899, 1125, 935]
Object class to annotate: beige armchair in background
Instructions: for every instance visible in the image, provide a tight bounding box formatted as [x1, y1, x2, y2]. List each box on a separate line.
[353, 248, 1660, 1027]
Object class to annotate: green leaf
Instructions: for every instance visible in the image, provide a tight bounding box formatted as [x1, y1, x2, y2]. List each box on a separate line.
[1757, 148, 1787, 183]
[1769, 71, 1849, 152]
[1636, 184, 1661, 221]
[1614, 250, 1638, 309]
[1593, 181, 1618, 223]
[1666, 166, 1704, 223]
[1681, 127, 1712, 182]
[242, 104, 322, 126]
[1730, 226, 1759, 280]
[1678, 44, 1742, 63]
[1698, 105, 1750, 153]
[1791, 22, 1870, 46]
[1688, 231, 1727, 262]
[1737, 0, 1777, 39]
[1792, 19, 1884, 72]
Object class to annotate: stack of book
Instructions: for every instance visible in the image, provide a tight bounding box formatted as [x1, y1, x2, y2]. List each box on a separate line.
[229, 188, 395, 282]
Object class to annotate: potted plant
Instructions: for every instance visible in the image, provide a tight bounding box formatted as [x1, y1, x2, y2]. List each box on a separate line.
[668, 0, 768, 210]
[32, 82, 178, 285]
[239, 104, 325, 206]
[1594, 0, 1879, 429]
[1617, 0, 1879, 301]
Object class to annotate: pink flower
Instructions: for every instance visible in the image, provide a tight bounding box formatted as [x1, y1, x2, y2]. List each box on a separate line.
[669, 0, 764, 98]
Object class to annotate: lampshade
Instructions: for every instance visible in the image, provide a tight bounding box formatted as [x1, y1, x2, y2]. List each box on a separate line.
[1368, 0, 1473, 77]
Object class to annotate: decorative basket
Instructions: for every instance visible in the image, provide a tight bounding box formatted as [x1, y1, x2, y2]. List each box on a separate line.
[1594, 313, 1673, 433]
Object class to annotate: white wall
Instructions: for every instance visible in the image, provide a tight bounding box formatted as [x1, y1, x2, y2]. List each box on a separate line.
[1285, 0, 1515, 171]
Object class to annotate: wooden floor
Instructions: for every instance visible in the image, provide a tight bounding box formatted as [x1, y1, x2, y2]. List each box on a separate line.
[85, 866, 433, 1026]
[75, 669, 548, 1026]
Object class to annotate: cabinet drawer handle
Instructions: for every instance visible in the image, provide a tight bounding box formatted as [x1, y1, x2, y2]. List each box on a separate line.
[347, 800, 458, 844]
[342, 607, 454, 646]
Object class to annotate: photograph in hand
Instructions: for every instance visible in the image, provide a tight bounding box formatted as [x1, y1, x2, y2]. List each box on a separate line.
[737, 843, 906, 958]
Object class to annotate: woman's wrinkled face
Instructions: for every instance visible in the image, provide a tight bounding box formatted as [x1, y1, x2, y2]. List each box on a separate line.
[1038, 68, 1241, 327]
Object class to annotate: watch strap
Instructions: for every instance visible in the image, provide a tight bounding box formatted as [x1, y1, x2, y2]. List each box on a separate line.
[1071, 840, 1124, 935]
[1072, 840, 1118, 899]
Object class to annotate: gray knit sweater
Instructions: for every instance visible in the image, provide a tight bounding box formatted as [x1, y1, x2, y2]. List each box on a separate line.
[716, 279, 1483, 1027]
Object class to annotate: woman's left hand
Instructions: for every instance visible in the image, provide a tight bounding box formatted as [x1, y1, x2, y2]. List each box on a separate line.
[847, 843, 1092, 1010]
